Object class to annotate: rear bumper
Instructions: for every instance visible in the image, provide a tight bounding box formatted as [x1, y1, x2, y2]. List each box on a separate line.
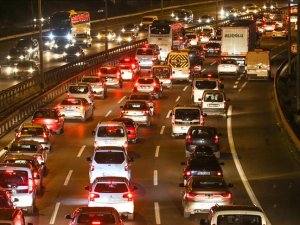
[88, 201, 134, 214]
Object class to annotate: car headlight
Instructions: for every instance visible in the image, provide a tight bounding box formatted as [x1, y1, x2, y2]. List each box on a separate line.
[207, 19, 211, 23]
[234, 13, 237, 17]
[220, 9, 225, 15]
[246, 10, 249, 13]
[184, 17, 188, 21]
[254, 10, 257, 13]
[14, 68, 19, 73]
[75, 52, 80, 57]
[83, 39, 87, 43]
[118, 37, 122, 42]
[263, 5, 266, 9]
[243, 6, 246, 10]
[128, 37, 132, 42]
[107, 34, 112, 39]
[65, 44, 70, 49]
[198, 19, 202, 23]
[121, 28, 125, 32]
[66, 33, 72, 40]
[171, 13, 174, 17]
[62, 52, 67, 56]
[140, 23, 143, 26]
[49, 33, 54, 40]
[27, 48, 33, 53]
[28, 67, 34, 73]
[175, 17, 179, 21]
[19, 55, 25, 60]
[6, 67, 12, 74]
[6, 55, 11, 60]
[45, 41, 50, 46]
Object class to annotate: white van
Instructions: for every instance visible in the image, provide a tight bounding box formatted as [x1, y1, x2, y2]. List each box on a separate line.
[167, 51, 191, 82]
[200, 205, 268, 225]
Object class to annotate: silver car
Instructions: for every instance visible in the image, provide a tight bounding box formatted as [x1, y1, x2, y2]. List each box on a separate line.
[67, 83, 95, 104]
[81, 75, 107, 99]
[120, 100, 151, 126]
[57, 97, 94, 121]
[128, 93, 155, 116]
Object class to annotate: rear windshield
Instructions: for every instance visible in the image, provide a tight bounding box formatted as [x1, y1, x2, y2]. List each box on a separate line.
[195, 80, 217, 89]
[10, 143, 38, 152]
[129, 94, 150, 101]
[203, 92, 224, 102]
[120, 65, 131, 70]
[97, 126, 125, 138]
[221, 59, 237, 64]
[124, 102, 147, 110]
[136, 49, 153, 55]
[100, 68, 118, 74]
[192, 179, 225, 188]
[81, 77, 101, 83]
[94, 182, 128, 193]
[152, 67, 170, 78]
[77, 213, 116, 224]
[94, 151, 125, 164]
[190, 128, 215, 137]
[69, 85, 89, 94]
[33, 110, 58, 119]
[138, 78, 154, 84]
[0, 170, 28, 187]
[17, 61, 32, 67]
[21, 127, 43, 136]
[217, 215, 262, 225]
[61, 98, 83, 105]
[175, 109, 200, 119]
[120, 58, 134, 64]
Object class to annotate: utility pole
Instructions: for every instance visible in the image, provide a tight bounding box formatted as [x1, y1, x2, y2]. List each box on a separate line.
[38, 0, 45, 92]
[288, 0, 292, 75]
[105, 0, 108, 51]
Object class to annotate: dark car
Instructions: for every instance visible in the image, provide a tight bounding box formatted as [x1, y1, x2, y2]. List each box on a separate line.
[0, 190, 16, 209]
[15, 38, 39, 60]
[185, 126, 221, 158]
[204, 42, 221, 57]
[63, 45, 85, 61]
[171, 9, 194, 23]
[121, 23, 139, 36]
[112, 117, 138, 143]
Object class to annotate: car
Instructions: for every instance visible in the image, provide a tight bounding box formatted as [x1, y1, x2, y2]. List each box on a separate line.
[181, 156, 223, 185]
[96, 29, 116, 42]
[135, 47, 159, 68]
[180, 48, 203, 78]
[184, 32, 199, 46]
[87, 146, 133, 183]
[127, 93, 155, 116]
[98, 66, 123, 88]
[200, 90, 230, 117]
[65, 206, 124, 225]
[52, 38, 72, 54]
[185, 126, 221, 158]
[86, 177, 136, 220]
[171, 9, 193, 23]
[32, 108, 64, 134]
[225, 8, 241, 18]
[204, 42, 221, 57]
[112, 118, 138, 143]
[119, 64, 135, 81]
[262, 2, 278, 11]
[93, 121, 128, 148]
[199, 32, 210, 44]
[140, 43, 161, 61]
[0, 208, 33, 225]
[171, 105, 205, 137]
[0, 163, 37, 214]
[180, 176, 233, 217]
[14, 122, 52, 151]
[151, 65, 173, 89]
[63, 45, 85, 61]
[263, 21, 277, 32]
[202, 26, 215, 37]
[133, 76, 163, 99]
[4, 140, 48, 167]
[15, 38, 39, 60]
[0, 190, 16, 209]
[198, 15, 214, 24]
[121, 23, 139, 36]
[242, 3, 257, 11]
[6, 48, 27, 65]
[191, 78, 224, 104]
[56, 97, 94, 121]
[217, 58, 239, 76]
[119, 57, 140, 75]
[67, 83, 95, 104]
[80, 75, 107, 99]
[199, 73, 220, 79]
[189, 145, 216, 158]
[74, 33, 92, 47]
[219, 6, 233, 18]
[12, 60, 39, 78]
[117, 32, 136, 45]
[246, 6, 260, 14]
[3, 155, 44, 194]
[140, 15, 158, 30]
[272, 27, 288, 38]
[120, 100, 152, 126]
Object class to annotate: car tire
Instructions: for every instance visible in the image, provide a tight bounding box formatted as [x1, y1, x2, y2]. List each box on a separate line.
[183, 211, 190, 218]
[127, 213, 134, 220]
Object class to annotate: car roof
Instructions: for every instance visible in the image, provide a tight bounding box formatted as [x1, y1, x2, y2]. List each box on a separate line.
[187, 157, 221, 170]
[0, 162, 32, 170]
[61, 97, 87, 102]
[112, 117, 134, 123]
[11, 140, 40, 145]
[98, 121, 125, 126]
[173, 104, 201, 109]
[211, 204, 263, 212]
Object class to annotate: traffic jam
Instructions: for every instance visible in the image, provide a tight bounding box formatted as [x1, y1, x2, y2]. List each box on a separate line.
[0, 1, 293, 225]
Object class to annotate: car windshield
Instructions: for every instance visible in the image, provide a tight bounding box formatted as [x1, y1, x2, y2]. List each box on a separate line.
[124, 24, 135, 29]
[150, 25, 170, 34]
[21, 127, 44, 136]
[152, 67, 171, 78]
[275, 27, 285, 31]
[61, 99, 82, 106]
[175, 109, 200, 120]
[217, 215, 262, 225]
[186, 34, 197, 39]
[192, 179, 225, 188]
[94, 151, 125, 164]
[97, 126, 125, 137]
[0, 171, 28, 187]
[124, 101, 147, 110]
[77, 213, 116, 224]
[206, 43, 220, 48]
[69, 85, 89, 94]
[17, 61, 32, 67]
[142, 17, 154, 22]
[136, 48, 153, 55]
[100, 67, 118, 74]
[120, 58, 134, 64]
[33, 110, 58, 119]
[204, 92, 224, 102]
[190, 128, 215, 137]
[138, 78, 154, 84]
[120, 65, 131, 70]
[10, 143, 38, 152]
[82, 77, 101, 83]
[75, 34, 88, 38]
[221, 59, 236, 64]
[195, 80, 217, 89]
[130, 94, 150, 101]
[94, 182, 128, 193]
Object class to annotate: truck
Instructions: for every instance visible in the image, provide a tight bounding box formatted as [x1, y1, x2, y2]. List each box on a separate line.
[221, 20, 257, 65]
[245, 49, 270, 80]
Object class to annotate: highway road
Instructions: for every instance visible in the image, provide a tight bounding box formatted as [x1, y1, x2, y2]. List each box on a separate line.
[0, 1, 300, 225]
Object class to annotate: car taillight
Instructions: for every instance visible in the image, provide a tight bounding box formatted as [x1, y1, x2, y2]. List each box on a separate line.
[90, 165, 94, 171]
[186, 134, 192, 144]
[153, 82, 157, 87]
[98, 72, 101, 76]
[89, 193, 100, 201]
[28, 178, 33, 194]
[214, 134, 219, 144]
[187, 192, 198, 199]
[125, 163, 128, 171]
[76, 106, 84, 110]
[43, 132, 47, 139]
[131, 64, 136, 69]
[143, 110, 149, 115]
[35, 155, 42, 161]
[117, 72, 120, 78]
[217, 171, 222, 176]
[221, 193, 232, 199]
[152, 57, 157, 61]
[55, 119, 59, 123]
[185, 170, 191, 176]
[121, 110, 128, 114]
[57, 105, 64, 109]
[134, 82, 138, 87]
[16, 133, 21, 138]
[91, 218, 101, 225]
[171, 115, 175, 124]
[123, 192, 133, 201]
[124, 141, 128, 148]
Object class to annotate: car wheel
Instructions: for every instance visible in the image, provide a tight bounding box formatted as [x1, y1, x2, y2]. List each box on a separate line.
[183, 211, 190, 218]
[127, 213, 134, 220]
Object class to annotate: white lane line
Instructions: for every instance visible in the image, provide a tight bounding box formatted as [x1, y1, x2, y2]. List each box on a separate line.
[155, 145, 160, 157]
[183, 85, 188, 91]
[210, 60, 217, 65]
[238, 81, 248, 92]
[154, 202, 161, 224]
[175, 96, 181, 102]
[117, 96, 126, 104]
[77, 145, 86, 158]
[227, 106, 272, 225]
[154, 170, 158, 186]
[105, 110, 112, 117]
[166, 110, 172, 118]
[49, 202, 61, 224]
[235, 81, 239, 85]
[233, 85, 238, 89]
[160, 126, 165, 135]
[64, 170, 73, 186]
[201, 68, 206, 72]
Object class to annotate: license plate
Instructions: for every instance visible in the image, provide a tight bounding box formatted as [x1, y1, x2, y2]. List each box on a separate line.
[197, 171, 210, 175]
[208, 104, 220, 107]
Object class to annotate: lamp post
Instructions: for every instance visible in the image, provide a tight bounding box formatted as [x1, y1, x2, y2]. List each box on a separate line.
[38, 0, 45, 92]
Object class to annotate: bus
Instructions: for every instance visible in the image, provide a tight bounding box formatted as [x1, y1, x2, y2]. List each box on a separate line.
[148, 20, 184, 61]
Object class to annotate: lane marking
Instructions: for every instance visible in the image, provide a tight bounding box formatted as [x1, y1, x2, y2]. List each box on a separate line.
[166, 110, 172, 118]
[154, 170, 158, 186]
[64, 170, 73, 186]
[154, 202, 161, 224]
[49, 202, 61, 224]
[201, 68, 206, 72]
[238, 81, 248, 92]
[77, 145, 86, 158]
[210, 60, 217, 65]
[175, 96, 181, 102]
[155, 145, 160, 157]
[160, 126, 165, 135]
[117, 96, 127, 104]
[105, 110, 112, 117]
[183, 85, 188, 91]
[233, 85, 238, 89]
[227, 106, 272, 225]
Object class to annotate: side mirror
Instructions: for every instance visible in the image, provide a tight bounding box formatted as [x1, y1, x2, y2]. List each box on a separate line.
[149, 106, 154, 109]
[34, 174, 41, 179]
[228, 183, 234, 188]
[219, 162, 225, 165]
[93, 91, 97, 94]
[203, 113, 207, 117]
[61, 114, 65, 117]
[86, 157, 92, 162]
[13, 198, 19, 203]
[180, 162, 186, 165]
[44, 147, 49, 151]
[84, 185, 89, 191]
[173, 71, 175, 74]
[65, 214, 72, 220]
[160, 82, 163, 85]
[92, 130, 95, 135]
[179, 183, 185, 187]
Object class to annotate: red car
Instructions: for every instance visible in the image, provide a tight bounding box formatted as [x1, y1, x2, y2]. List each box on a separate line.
[112, 117, 138, 143]
[31, 108, 64, 134]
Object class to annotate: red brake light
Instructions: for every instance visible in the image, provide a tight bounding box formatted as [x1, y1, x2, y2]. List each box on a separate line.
[171, 115, 175, 124]
[98, 72, 101, 76]
[91, 218, 101, 225]
[217, 171, 222, 176]
[222, 193, 232, 199]
[152, 57, 157, 61]
[123, 192, 133, 201]
[124, 58, 130, 62]
[90, 165, 94, 171]
[89, 193, 100, 201]
[185, 170, 191, 176]
[43, 132, 47, 139]
[186, 134, 192, 144]
[143, 110, 149, 114]
[187, 192, 197, 199]
[6, 170, 14, 174]
[134, 82, 138, 87]
[214, 134, 219, 144]
[200, 115, 204, 126]
[16, 132, 21, 138]
[35, 155, 42, 161]
[131, 64, 136, 69]
[28, 178, 33, 194]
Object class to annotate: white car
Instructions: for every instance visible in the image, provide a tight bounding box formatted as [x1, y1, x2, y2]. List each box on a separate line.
[67, 83, 95, 104]
[74, 33, 92, 47]
[81, 75, 107, 99]
[119, 64, 134, 80]
[87, 146, 132, 183]
[87, 177, 135, 220]
[217, 59, 239, 75]
[264, 21, 276, 32]
[272, 27, 287, 38]
[128, 93, 155, 116]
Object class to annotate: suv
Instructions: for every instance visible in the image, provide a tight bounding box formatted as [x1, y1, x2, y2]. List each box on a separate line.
[81, 75, 107, 99]
[133, 76, 163, 99]
[99, 66, 123, 88]
[0, 208, 33, 225]
[93, 121, 128, 148]
[67, 83, 95, 104]
[87, 146, 133, 183]
[65, 206, 124, 225]
[0, 163, 37, 214]
[32, 108, 64, 134]
[171, 105, 205, 137]
[86, 177, 136, 220]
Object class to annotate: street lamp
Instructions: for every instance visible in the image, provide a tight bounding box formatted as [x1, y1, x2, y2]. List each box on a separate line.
[38, 0, 45, 92]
